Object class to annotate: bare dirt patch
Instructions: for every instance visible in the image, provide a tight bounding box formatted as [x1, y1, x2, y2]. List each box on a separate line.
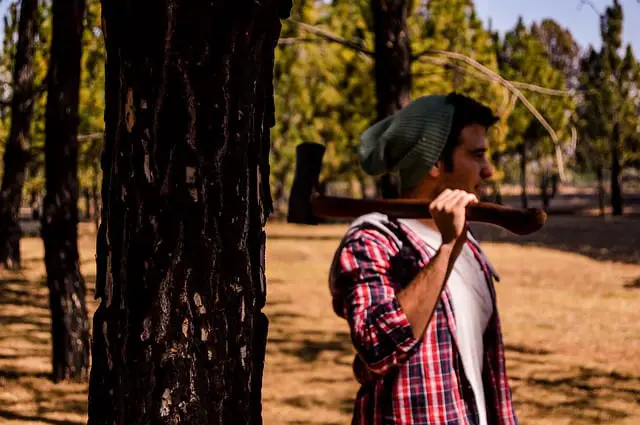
[1, 218, 639, 425]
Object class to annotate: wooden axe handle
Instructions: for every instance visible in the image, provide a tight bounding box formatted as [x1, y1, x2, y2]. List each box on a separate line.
[310, 194, 547, 236]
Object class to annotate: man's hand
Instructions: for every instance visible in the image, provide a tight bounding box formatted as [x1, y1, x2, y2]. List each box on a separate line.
[429, 189, 479, 245]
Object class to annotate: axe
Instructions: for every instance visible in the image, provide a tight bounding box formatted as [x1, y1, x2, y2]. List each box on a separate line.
[287, 142, 547, 236]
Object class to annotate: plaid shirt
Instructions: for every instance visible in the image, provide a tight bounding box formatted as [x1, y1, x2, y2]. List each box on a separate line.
[329, 214, 519, 425]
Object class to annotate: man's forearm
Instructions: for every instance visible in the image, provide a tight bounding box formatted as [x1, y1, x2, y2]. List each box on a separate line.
[396, 240, 462, 339]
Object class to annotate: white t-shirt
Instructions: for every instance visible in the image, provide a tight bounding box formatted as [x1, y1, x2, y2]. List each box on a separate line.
[399, 219, 494, 425]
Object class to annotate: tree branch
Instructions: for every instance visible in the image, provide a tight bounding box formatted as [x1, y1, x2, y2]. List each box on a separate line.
[413, 49, 574, 96]
[414, 49, 569, 181]
[285, 19, 374, 56]
[577, 0, 601, 16]
[285, 19, 574, 182]
[278, 37, 325, 46]
[414, 56, 511, 115]
[77, 132, 103, 141]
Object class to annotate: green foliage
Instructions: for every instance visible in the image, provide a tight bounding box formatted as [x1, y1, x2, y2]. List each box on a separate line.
[0, 0, 50, 189]
[577, 0, 639, 172]
[0, 0, 105, 197]
[2, 0, 624, 215]
[410, 0, 509, 170]
[270, 0, 375, 210]
[77, 0, 105, 192]
[532, 18, 581, 89]
[497, 17, 574, 167]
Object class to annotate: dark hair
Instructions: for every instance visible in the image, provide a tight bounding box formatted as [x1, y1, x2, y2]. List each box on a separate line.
[439, 92, 499, 171]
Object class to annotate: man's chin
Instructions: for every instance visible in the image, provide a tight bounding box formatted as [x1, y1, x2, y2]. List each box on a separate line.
[473, 185, 486, 198]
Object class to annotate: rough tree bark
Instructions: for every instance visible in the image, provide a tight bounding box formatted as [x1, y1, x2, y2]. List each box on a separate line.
[372, 0, 412, 199]
[0, 0, 39, 269]
[87, 0, 291, 424]
[40, 0, 90, 382]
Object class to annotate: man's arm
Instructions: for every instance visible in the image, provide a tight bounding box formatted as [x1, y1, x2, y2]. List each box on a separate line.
[396, 240, 460, 339]
[397, 189, 477, 340]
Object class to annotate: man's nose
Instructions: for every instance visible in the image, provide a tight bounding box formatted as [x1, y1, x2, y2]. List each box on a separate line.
[481, 162, 494, 179]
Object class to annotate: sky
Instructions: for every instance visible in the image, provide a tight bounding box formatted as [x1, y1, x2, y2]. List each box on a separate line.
[475, 0, 640, 56]
[0, 0, 637, 55]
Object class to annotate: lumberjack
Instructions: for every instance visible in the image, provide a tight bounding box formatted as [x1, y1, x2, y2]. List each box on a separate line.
[290, 93, 536, 425]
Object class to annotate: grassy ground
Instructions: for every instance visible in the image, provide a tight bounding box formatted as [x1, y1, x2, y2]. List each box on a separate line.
[1, 215, 639, 425]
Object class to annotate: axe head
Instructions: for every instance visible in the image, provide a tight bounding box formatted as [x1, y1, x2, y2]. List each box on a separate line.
[287, 142, 326, 224]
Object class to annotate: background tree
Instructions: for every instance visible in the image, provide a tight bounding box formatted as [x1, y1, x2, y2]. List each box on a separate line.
[496, 17, 571, 208]
[271, 0, 375, 210]
[532, 18, 581, 90]
[371, 0, 412, 199]
[87, 0, 292, 423]
[41, 0, 90, 382]
[0, 0, 40, 269]
[576, 47, 609, 215]
[77, 0, 106, 226]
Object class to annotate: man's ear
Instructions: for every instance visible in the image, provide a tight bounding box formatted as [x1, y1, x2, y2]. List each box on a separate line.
[428, 161, 442, 178]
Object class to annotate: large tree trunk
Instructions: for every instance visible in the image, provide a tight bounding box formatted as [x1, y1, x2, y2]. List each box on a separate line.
[610, 124, 623, 216]
[87, 1, 290, 424]
[40, 0, 89, 383]
[0, 0, 39, 269]
[372, 0, 411, 199]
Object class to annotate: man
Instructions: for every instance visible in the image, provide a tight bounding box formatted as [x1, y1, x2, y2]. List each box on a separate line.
[329, 93, 519, 425]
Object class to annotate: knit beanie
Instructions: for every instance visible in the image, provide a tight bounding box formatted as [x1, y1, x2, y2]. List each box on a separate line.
[359, 94, 455, 191]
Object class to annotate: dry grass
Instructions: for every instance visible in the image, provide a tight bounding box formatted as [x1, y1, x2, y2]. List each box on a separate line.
[1, 217, 640, 425]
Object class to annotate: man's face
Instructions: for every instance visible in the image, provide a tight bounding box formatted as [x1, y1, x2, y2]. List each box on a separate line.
[439, 123, 494, 197]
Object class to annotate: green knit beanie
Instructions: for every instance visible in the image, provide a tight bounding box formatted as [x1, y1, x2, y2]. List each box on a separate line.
[359, 94, 455, 191]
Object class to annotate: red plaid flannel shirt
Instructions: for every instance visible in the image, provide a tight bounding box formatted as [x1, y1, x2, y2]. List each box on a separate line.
[329, 215, 519, 425]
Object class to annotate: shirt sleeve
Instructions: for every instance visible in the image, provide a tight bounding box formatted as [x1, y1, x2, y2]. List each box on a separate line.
[334, 229, 421, 376]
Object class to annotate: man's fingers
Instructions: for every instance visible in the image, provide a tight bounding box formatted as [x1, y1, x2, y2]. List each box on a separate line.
[459, 193, 478, 207]
[431, 190, 478, 215]
[443, 190, 467, 213]
[430, 189, 453, 211]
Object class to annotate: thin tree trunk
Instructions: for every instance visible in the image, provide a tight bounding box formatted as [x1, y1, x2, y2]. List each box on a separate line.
[520, 141, 528, 208]
[87, 1, 290, 424]
[0, 0, 39, 269]
[84, 188, 91, 220]
[372, 0, 411, 199]
[494, 182, 503, 205]
[92, 157, 100, 230]
[357, 175, 368, 199]
[30, 189, 40, 220]
[540, 171, 550, 211]
[610, 124, 623, 216]
[40, 0, 89, 383]
[597, 166, 605, 217]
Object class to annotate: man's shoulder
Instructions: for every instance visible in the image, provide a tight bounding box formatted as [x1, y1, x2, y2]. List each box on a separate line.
[341, 213, 404, 248]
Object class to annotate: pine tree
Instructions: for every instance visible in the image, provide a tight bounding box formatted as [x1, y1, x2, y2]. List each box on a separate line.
[594, 0, 638, 215]
[41, 0, 90, 382]
[497, 17, 569, 208]
[87, 0, 291, 423]
[0, 0, 39, 269]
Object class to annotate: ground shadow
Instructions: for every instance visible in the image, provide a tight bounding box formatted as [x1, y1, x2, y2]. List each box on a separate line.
[0, 410, 82, 425]
[0, 272, 91, 425]
[624, 276, 640, 289]
[278, 336, 353, 363]
[470, 215, 640, 264]
[505, 343, 640, 423]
